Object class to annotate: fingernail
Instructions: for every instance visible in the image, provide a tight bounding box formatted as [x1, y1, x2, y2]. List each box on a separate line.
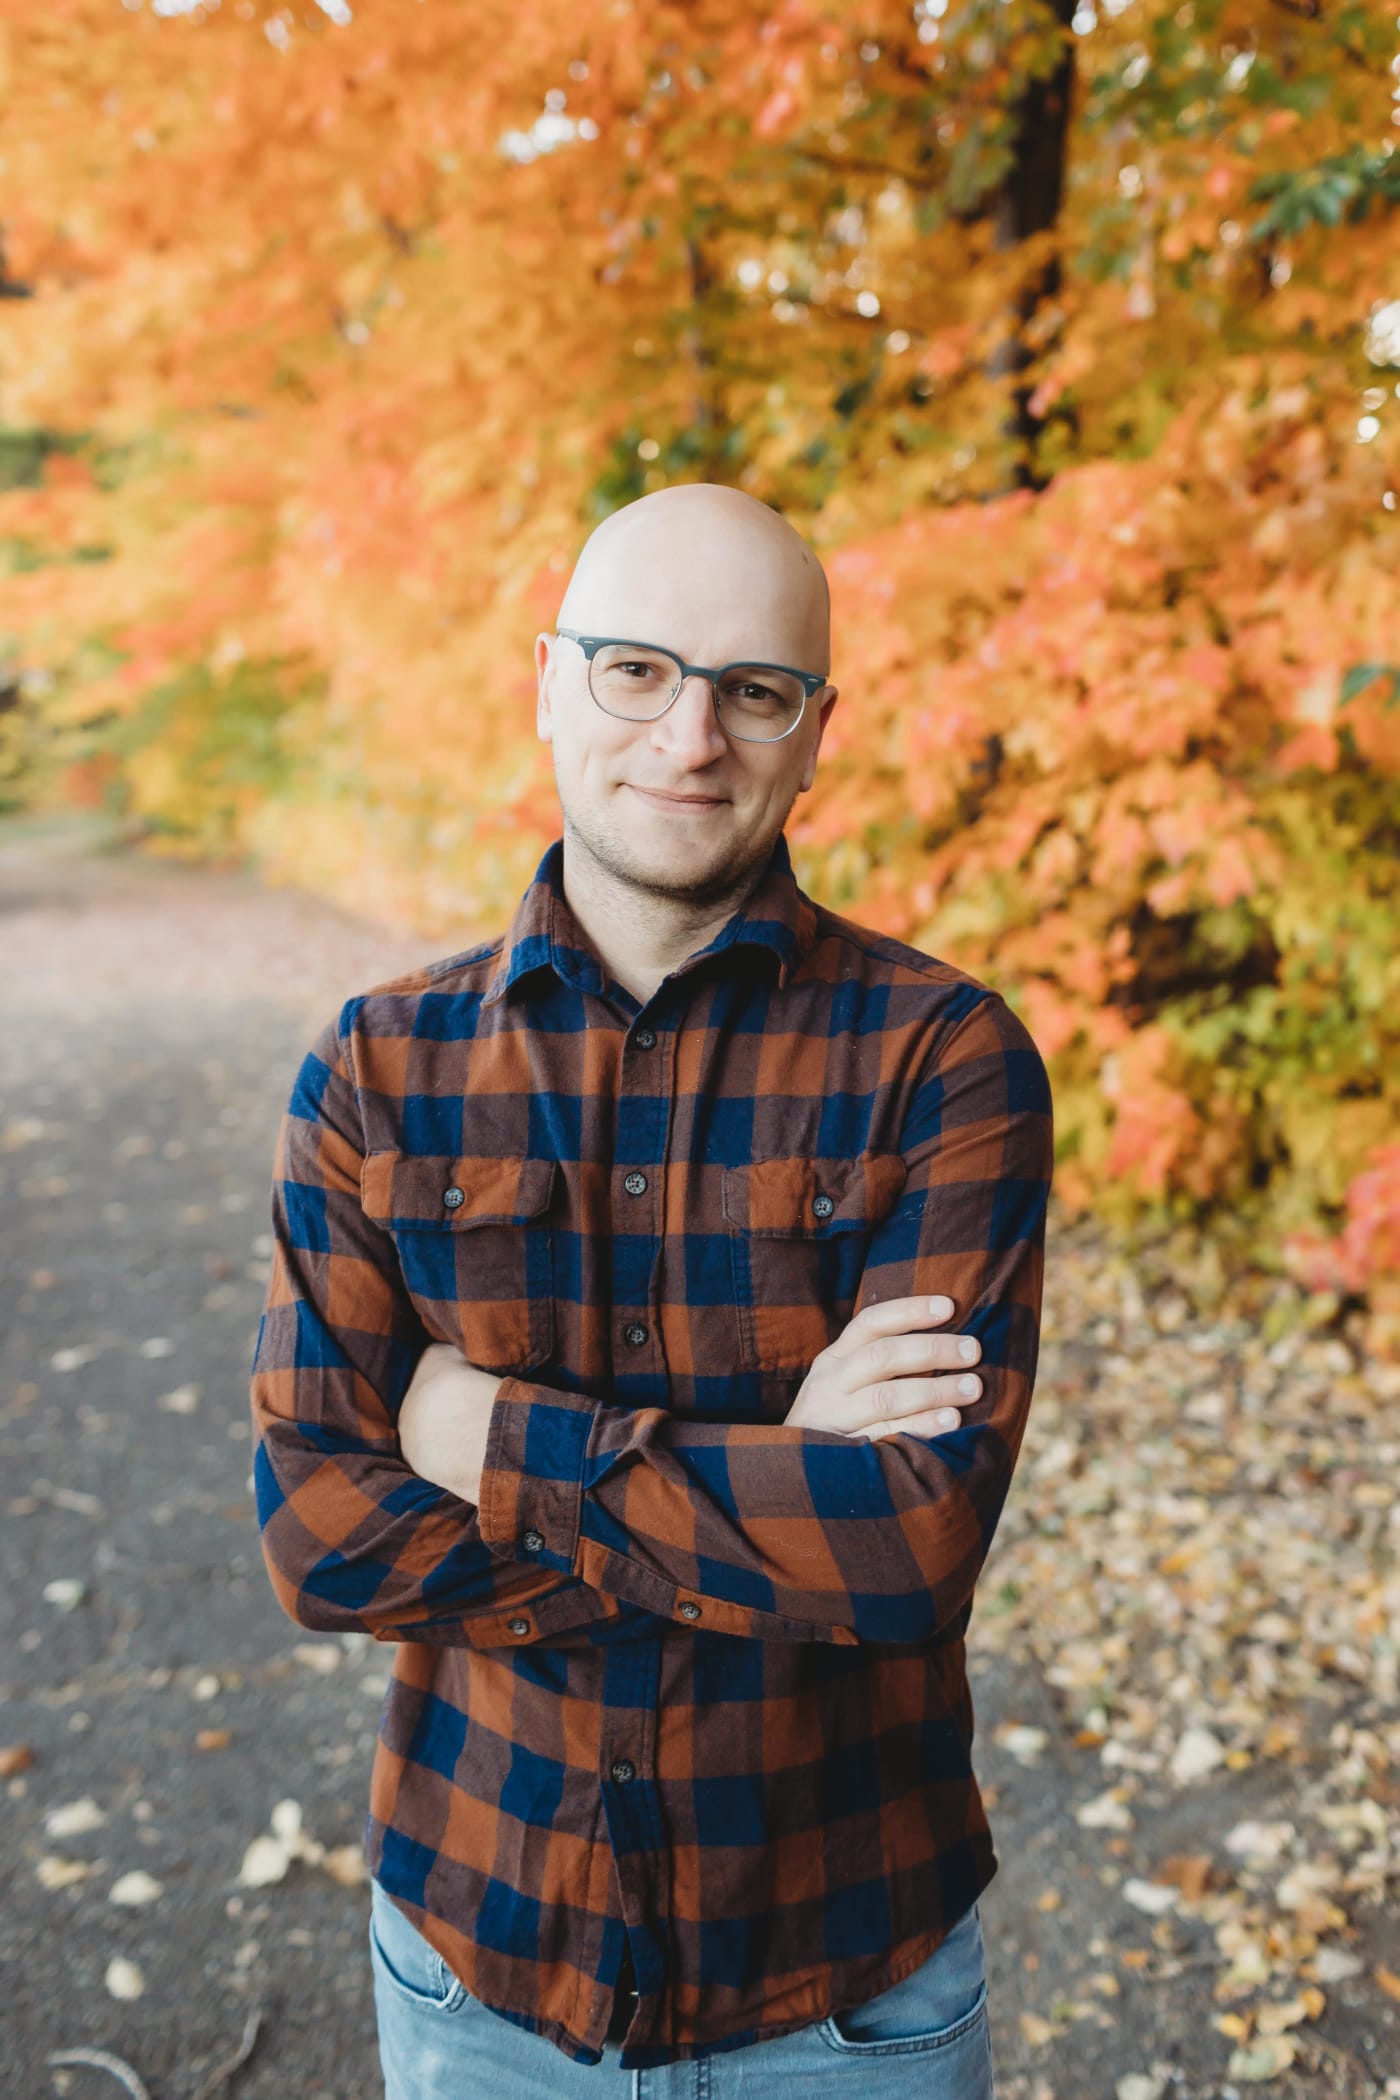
[958, 1337, 978, 1362]
[930, 1296, 953, 1317]
[936, 1410, 960, 1432]
[958, 1373, 980, 1396]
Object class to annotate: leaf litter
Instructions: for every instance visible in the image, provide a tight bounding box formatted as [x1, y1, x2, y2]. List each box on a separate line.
[975, 1218, 1400, 2089]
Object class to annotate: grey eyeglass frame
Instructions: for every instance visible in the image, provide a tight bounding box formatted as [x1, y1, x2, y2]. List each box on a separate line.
[554, 626, 829, 743]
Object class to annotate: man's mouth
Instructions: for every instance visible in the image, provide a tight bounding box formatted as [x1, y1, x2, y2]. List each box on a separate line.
[627, 785, 728, 809]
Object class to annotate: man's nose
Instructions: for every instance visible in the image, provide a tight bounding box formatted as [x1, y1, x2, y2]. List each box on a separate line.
[649, 672, 730, 764]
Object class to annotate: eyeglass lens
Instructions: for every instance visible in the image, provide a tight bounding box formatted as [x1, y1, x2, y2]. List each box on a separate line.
[588, 645, 804, 741]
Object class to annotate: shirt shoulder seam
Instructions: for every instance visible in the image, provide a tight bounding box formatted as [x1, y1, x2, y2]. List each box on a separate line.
[335, 938, 508, 1012]
[807, 904, 1004, 1003]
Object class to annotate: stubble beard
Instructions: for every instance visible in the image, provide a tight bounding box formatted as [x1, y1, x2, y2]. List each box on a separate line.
[560, 787, 775, 913]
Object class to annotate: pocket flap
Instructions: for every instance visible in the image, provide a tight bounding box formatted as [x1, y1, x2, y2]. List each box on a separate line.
[722, 1152, 906, 1237]
[361, 1152, 557, 1230]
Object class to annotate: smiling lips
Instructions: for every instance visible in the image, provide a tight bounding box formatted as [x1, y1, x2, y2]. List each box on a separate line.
[629, 785, 728, 810]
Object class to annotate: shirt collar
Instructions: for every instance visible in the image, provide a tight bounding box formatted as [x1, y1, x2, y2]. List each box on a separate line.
[482, 832, 817, 1007]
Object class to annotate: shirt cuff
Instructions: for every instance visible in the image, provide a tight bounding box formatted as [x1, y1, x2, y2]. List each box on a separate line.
[477, 1375, 595, 1573]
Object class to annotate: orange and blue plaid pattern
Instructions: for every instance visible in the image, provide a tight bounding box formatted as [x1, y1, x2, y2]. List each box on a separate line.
[249, 832, 1053, 2066]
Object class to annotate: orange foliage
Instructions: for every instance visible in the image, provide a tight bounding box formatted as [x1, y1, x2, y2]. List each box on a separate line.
[1, 0, 1398, 1332]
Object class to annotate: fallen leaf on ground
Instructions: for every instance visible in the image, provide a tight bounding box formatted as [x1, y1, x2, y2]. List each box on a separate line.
[321, 1844, 367, 1887]
[993, 1723, 1048, 1764]
[1074, 1788, 1134, 1831]
[1308, 1947, 1362, 1983]
[45, 1797, 105, 1837]
[1224, 1821, 1295, 1864]
[292, 1642, 342, 1674]
[1169, 1727, 1225, 1784]
[104, 1957, 145, 2001]
[50, 1345, 100, 1372]
[1227, 2035, 1297, 2081]
[36, 1855, 99, 1889]
[238, 1835, 290, 1888]
[1153, 1855, 1213, 1901]
[157, 1382, 201, 1414]
[110, 1870, 163, 1906]
[1121, 1878, 1178, 1916]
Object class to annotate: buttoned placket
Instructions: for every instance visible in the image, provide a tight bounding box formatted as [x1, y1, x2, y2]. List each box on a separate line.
[595, 1005, 672, 2049]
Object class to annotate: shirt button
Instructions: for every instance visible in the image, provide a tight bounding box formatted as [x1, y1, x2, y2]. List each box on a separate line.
[443, 1185, 465, 1210]
[812, 1191, 834, 1219]
[623, 1322, 649, 1348]
[678, 1601, 701, 1620]
[521, 1527, 545, 1552]
[623, 1171, 648, 1197]
[610, 1758, 636, 1783]
[633, 1028, 657, 1050]
[507, 1617, 530, 1636]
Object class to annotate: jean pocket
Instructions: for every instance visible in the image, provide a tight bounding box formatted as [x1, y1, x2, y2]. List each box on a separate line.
[817, 1904, 989, 2055]
[368, 1878, 470, 2013]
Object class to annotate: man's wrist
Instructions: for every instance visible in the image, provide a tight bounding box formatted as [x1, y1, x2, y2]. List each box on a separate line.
[476, 1375, 594, 1569]
[397, 1346, 504, 1505]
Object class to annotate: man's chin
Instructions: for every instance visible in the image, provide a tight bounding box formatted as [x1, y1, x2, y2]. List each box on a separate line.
[571, 808, 763, 901]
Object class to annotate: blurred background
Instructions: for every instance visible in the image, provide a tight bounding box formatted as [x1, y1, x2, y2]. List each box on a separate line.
[2, 1, 1398, 2094]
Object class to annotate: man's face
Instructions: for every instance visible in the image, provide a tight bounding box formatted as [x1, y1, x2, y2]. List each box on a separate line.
[534, 622, 839, 906]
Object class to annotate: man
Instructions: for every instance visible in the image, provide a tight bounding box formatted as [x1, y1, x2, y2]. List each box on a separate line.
[250, 482, 1053, 2098]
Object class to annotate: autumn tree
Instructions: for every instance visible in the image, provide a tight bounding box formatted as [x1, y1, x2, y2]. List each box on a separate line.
[1, 0, 1397, 1337]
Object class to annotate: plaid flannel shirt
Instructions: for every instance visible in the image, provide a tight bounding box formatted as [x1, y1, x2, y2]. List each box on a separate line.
[249, 831, 1053, 2067]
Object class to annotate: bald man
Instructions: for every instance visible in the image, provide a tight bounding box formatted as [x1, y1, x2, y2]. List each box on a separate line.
[250, 483, 1053, 2098]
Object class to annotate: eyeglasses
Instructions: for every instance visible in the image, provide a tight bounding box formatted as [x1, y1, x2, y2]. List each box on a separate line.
[554, 627, 828, 744]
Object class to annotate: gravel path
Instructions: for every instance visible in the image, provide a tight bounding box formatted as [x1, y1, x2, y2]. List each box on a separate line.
[2, 816, 1393, 2099]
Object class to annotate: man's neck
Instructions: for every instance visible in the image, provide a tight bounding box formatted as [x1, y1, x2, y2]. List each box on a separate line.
[559, 836, 766, 1009]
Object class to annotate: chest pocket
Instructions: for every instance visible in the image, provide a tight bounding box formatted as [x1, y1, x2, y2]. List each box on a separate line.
[360, 1152, 556, 1373]
[722, 1153, 907, 1377]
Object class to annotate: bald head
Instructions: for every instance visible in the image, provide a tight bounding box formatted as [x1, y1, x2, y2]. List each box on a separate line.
[536, 481, 840, 943]
[557, 483, 830, 678]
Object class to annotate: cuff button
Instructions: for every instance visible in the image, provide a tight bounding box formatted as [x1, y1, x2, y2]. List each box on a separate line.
[521, 1527, 545, 1552]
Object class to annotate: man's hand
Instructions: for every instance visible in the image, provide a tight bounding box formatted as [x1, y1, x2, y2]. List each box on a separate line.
[397, 1343, 504, 1506]
[785, 1296, 982, 1441]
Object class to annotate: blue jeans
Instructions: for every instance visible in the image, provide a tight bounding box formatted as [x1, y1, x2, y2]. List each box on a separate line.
[369, 1877, 996, 2097]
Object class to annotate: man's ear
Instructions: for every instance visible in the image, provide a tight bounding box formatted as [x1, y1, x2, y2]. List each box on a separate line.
[797, 685, 839, 793]
[535, 633, 555, 744]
